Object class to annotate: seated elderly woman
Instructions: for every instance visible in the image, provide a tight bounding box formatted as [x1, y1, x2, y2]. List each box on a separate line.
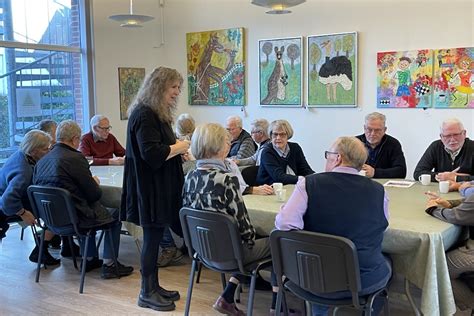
[257, 119, 314, 185]
[182, 123, 281, 315]
[0, 130, 59, 265]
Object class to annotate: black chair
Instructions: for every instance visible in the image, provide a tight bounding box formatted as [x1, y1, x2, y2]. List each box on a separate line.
[241, 165, 259, 187]
[179, 206, 272, 316]
[27, 185, 119, 293]
[270, 230, 389, 316]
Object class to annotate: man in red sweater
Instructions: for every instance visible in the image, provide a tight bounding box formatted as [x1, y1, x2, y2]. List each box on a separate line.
[79, 115, 125, 165]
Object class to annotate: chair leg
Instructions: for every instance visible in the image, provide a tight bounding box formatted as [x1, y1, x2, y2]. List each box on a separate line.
[69, 236, 78, 270]
[35, 230, 46, 282]
[79, 234, 90, 293]
[184, 259, 198, 316]
[220, 273, 227, 290]
[246, 272, 258, 316]
[196, 262, 202, 283]
[97, 230, 105, 249]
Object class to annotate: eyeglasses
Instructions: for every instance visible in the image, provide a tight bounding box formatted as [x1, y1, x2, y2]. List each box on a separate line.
[324, 151, 339, 159]
[97, 126, 112, 131]
[364, 127, 384, 134]
[440, 132, 464, 140]
[251, 130, 262, 135]
[272, 132, 287, 138]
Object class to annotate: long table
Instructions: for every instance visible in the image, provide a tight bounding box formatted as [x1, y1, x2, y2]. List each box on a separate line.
[244, 180, 462, 316]
[92, 166, 461, 315]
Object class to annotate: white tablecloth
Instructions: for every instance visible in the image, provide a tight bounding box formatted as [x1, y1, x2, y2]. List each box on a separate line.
[91, 165, 461, 315]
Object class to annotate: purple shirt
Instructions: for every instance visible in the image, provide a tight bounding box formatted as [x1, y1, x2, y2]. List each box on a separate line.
[275, 166, 390, 230]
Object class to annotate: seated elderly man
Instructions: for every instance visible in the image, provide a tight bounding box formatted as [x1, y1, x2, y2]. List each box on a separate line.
[38, 119, 58, 145]
[33, 120, 133, 278]
[414, 118, 474, 189]
[79, 114, 125, 165]
[235, 118, 271, 167]
[425, 192, 474, 312]
[276, 136, 392, 315]
[225, 115, 256, 159]
[0, 130, 59, 265]
[356, 112, 406, 178]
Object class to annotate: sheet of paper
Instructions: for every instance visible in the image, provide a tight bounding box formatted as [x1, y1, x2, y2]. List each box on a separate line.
[383, 180, 415, 188]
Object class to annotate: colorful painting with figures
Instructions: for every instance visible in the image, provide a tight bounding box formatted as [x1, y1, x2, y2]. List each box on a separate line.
[118, 67, 146, 120]
[186, 28, 245, 106]
[259, 36, 302, 107]
[307, 32, 357, 107]
[377, 50, 433, 108]
[433, 47, 474, 108]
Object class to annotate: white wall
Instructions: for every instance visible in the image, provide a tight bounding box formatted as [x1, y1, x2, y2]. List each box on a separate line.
[92, 0, 474, 179]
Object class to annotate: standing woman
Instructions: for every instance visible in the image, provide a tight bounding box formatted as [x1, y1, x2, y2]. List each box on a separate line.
[121, 67, 190, 311]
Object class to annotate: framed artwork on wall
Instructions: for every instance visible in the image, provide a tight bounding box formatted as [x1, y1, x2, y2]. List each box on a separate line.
[118, 67, 146, 120]
[306, 32, 357, 107]
[377, 50, 433, 108]
[433, 47, 474, 108]
[259, 36, 302, 107]
[186, 27, 245, 106]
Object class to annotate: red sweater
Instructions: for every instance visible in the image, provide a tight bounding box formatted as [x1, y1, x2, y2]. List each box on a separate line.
[79, 132, 125, 165]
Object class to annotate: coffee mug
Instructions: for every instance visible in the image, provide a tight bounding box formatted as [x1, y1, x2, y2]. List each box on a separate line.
[418, 174, 431, 186]
[439, 181, 450, 194]
[276, 189, 287, 202]
[358, 170, 367, 177]
[272, 182, 283, 192]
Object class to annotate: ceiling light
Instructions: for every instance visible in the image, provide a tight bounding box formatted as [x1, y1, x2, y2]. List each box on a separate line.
[251, 0, 306, 14]
[109, 0, 154, 28]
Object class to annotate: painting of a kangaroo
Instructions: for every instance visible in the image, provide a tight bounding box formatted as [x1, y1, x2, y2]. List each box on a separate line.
[259, 37, 302, 106]
[187, 28, 245, 106]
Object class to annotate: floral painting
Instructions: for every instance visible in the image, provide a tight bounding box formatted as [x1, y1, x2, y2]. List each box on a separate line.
[118, 67, 145, 120]
[307, 32, 357, 107]
[377, 50, 433, 108]
[259, 37, 302, 107]
[186, 27, 245, 106]
[433, 47, 474, 108]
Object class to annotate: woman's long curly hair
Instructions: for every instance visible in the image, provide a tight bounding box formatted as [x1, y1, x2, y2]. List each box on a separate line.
[128, 67, 184, 124]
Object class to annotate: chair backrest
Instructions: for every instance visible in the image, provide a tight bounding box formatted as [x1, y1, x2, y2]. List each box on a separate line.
[270, 230, 362, 295]
[180, 206, 246, 272]
[27, 185, 79, 236]
[241, 165, 259, 187]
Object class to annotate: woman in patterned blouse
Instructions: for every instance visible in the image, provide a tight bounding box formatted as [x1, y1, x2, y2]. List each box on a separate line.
[183, 123, 279, 316]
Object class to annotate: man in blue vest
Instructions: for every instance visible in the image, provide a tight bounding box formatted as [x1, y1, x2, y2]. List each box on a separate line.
[275, 136, 392, 315]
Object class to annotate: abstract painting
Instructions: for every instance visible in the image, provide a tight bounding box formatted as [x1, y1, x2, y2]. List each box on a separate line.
[259, 36, 302, 107]
[186, 27, 245, 106]
[118, 67, 145, 120]
[307, 32, 357, 107]
[433, 47, 474, 108]
[377, 50, 433, 108]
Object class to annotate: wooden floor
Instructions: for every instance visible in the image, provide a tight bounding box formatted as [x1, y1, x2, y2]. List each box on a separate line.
[0, 224, 470, 315]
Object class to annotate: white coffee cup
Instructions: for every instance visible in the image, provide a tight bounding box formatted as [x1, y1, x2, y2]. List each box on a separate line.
[358, 170, 367, 177]
[276, 189, 287, 202]
[418, 174, 431, 186]
[272, 182, 283, 192]
[439, 181, 450, 194]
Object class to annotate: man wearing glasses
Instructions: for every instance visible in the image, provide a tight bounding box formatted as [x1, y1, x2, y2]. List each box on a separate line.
[276, 137, 391, 315]
[413, 118, 474, 188]
[79, 114, 125, 165]
[356, 112, 406, 178]
[225, 115, 257, 159]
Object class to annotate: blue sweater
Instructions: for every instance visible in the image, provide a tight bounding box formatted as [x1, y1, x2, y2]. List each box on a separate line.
[0, 151, 33, 216]
[256, 142, 314, 185]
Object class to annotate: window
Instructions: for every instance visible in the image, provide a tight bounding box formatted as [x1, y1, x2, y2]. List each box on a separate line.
[0, 0, 92, 164]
